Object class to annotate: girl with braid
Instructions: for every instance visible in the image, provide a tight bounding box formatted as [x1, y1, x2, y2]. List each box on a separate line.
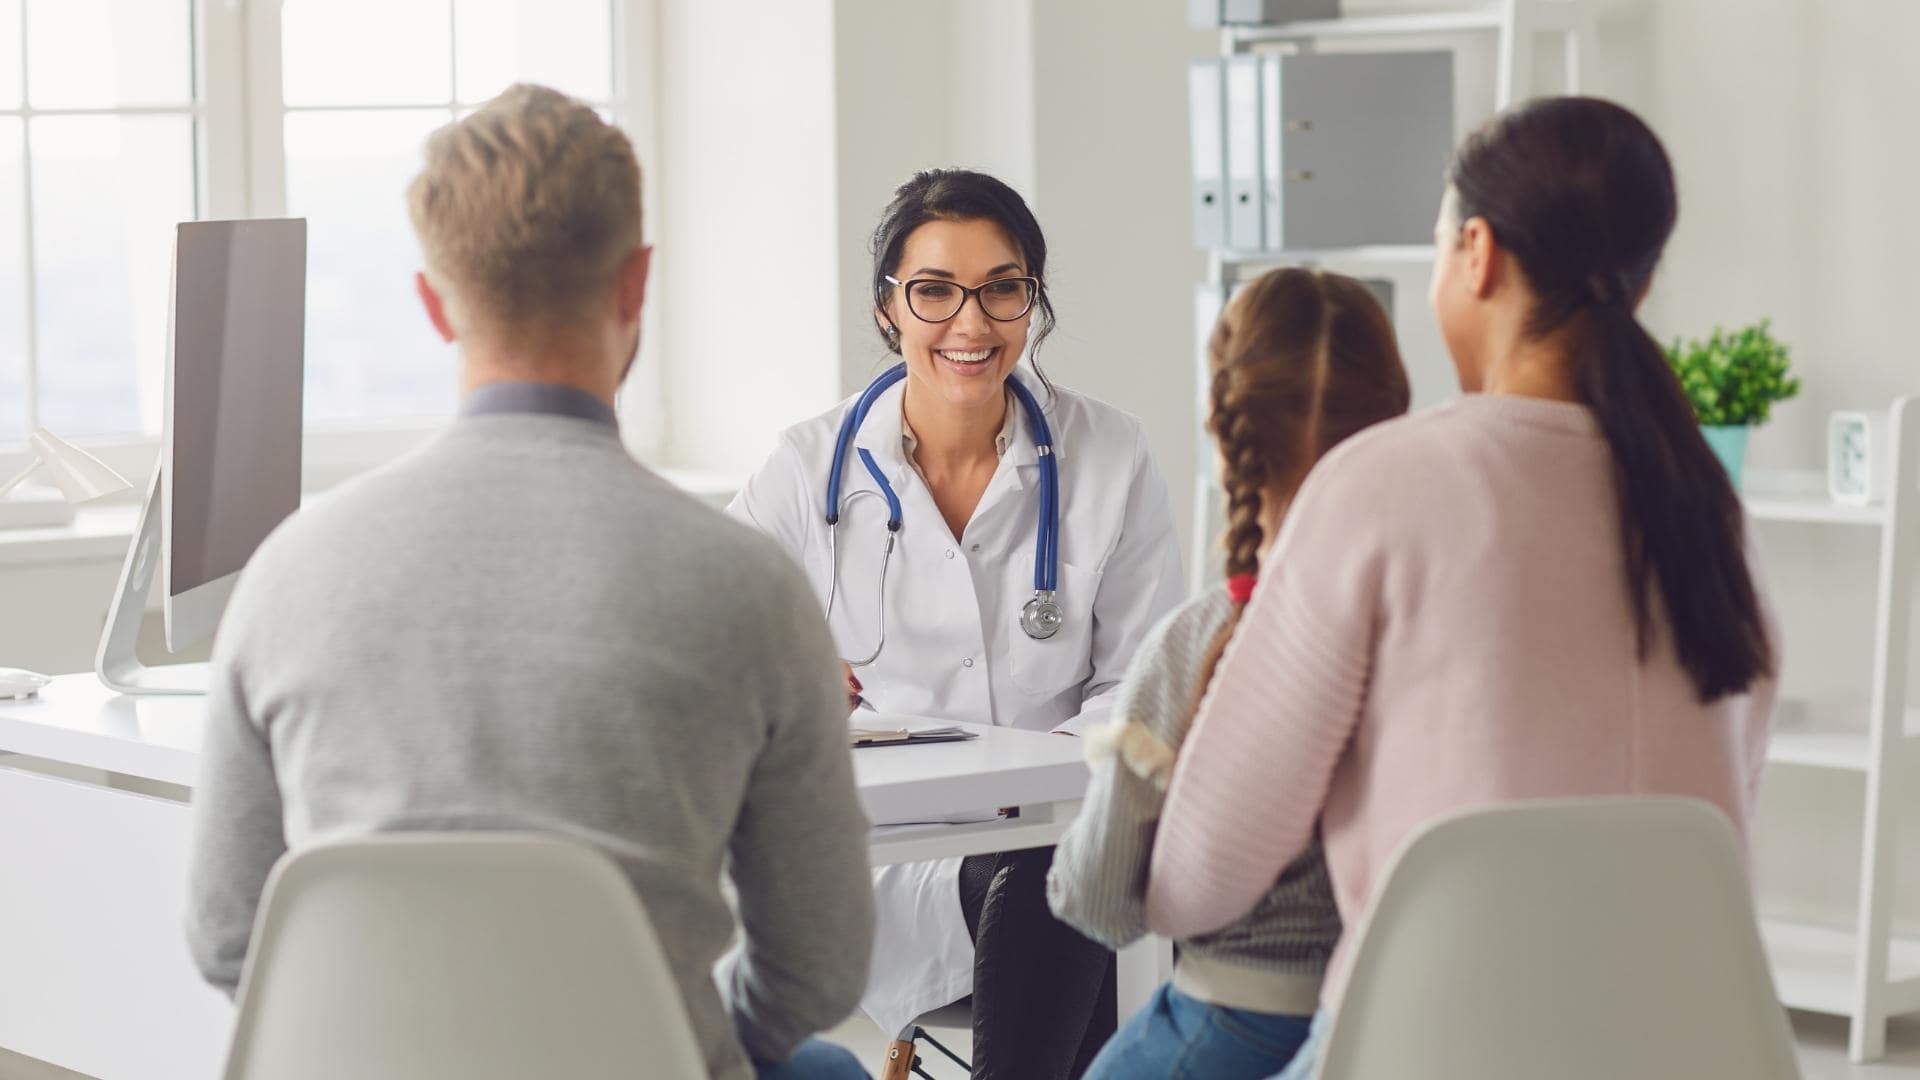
[1047, 267, 1410, 1080]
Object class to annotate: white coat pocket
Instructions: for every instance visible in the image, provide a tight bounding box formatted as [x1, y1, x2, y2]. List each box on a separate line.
[1006, 559, 1101, 697]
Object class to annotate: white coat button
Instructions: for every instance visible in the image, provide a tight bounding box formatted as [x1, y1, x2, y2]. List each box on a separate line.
[945, 549, 955, 559]
[962, 658, 974, 668]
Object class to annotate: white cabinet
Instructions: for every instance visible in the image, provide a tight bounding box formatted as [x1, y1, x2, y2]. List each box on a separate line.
[1749, 397, 1920, 1062]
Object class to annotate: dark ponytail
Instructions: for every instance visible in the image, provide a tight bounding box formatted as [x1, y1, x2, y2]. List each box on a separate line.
[1450, 96, 1771, 701]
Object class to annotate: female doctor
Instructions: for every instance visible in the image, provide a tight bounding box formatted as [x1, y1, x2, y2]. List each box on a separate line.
[728, 169, 1183, 1077]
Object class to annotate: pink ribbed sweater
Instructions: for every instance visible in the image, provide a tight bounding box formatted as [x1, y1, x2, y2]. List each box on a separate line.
[1144, 394, 1775, 1005]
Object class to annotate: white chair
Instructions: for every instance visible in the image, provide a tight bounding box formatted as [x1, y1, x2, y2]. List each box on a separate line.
[221, 832, 707, 1080]
[1316, 797, 1801, 1080]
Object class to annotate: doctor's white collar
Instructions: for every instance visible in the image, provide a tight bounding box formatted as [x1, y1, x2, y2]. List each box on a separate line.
[855, 376, 1063, 473]
[900, 387, 1019, 462]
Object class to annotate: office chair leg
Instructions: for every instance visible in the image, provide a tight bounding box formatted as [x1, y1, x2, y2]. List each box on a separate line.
[881, 1035, 918, 1080]
[916, 1026, 970, 1072]
[881, 1024, 970, 1080]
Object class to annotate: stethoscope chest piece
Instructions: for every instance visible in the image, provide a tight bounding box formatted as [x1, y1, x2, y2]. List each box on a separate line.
[1021, 591, 1064, 640]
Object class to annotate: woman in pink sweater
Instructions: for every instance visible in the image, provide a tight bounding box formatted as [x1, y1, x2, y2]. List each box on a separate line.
[1144, 96, 1778, 1078]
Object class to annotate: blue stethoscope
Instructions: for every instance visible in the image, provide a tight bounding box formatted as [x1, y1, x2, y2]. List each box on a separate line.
[824, 362, 1063, 666]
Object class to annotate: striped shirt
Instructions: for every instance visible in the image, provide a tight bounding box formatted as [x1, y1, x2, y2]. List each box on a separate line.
[1046, 587, 1340, 1016]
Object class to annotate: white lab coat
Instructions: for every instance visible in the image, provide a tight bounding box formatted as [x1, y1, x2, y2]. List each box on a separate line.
[727, 371, 1183, 1036]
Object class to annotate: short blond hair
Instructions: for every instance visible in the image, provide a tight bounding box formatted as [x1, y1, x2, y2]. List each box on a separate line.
[407, 83, 642, 331]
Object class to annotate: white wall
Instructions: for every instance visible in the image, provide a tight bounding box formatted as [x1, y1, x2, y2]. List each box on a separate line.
[1, 560, 124, 675]
[653, 0, 843, 474]
[0, 557, 209, 675]
[656, 1, 1043, 475]
[830, 4, 958, 403]
[1025, 1, 1212, 579]
[832, 1, 1038, 401]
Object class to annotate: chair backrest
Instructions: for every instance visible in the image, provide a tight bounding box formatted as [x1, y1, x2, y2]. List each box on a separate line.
[1316, 797, 1800, 1080]
[221, 832, 708, 1080]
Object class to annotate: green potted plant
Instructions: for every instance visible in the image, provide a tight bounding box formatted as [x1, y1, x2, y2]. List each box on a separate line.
[1665, 319, 1801, 490]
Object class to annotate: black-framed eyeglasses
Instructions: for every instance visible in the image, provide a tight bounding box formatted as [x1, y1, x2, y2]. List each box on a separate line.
[885, 275, 1039, 324]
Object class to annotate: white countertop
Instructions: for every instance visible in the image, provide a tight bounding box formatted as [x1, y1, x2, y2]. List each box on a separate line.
[852, 725, 1088, 823]
[0, 674, 1090, 822]
[0, 675, 205, 785]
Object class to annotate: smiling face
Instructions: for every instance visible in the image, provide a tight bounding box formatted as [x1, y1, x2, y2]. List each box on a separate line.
[878, 217, 1032, 414]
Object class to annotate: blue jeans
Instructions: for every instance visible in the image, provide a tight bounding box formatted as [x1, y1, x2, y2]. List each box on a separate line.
[754, 1037, 871, 1080]
[1266, 1009, 1330, 1080]
[1082, 982, 1313, 1080]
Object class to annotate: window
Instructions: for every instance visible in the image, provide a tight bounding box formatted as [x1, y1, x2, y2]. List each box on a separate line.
[1, 0, 196, 443]
[0, 0, 648, 469]
[275, 0, 616, 426]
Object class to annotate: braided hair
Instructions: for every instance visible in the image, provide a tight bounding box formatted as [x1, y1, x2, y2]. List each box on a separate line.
[1188, 268, 1411, 718]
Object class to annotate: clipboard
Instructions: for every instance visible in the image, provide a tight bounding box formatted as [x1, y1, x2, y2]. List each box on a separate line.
[849, 710, 981, 748]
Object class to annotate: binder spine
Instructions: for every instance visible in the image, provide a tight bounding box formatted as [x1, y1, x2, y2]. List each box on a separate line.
[1188, 58, 1228, 249]
[1225, 55, 1264, 252]
[1259, 54, 1284, 251]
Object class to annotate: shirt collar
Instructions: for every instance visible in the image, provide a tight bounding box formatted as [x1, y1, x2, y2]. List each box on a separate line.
[901, 388, 1019, 461]
[853, 374, 1056, 480]
[460, 381, 619, 430]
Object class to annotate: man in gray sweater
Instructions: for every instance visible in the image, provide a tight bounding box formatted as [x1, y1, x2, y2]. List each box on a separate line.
[184, 84, 875, 1080]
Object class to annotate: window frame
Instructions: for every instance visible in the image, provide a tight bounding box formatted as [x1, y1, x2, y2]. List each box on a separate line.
[0, 0, 664, 491]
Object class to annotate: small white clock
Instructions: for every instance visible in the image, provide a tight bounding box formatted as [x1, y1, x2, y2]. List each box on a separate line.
[1828, 410, 1891, 506]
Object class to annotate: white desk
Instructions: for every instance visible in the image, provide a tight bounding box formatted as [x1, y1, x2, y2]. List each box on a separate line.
[0, 674, 1166, 1079]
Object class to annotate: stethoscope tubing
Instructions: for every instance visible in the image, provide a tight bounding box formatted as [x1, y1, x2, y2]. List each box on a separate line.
[826, 365, 908, 526]
[1005, 374, 1059, 593]
[823, 362, 1062, 660]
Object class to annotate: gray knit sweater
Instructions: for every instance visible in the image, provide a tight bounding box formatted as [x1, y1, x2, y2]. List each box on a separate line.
[185, 407, 874, 1080]
[1046, 588, 1340, 1015]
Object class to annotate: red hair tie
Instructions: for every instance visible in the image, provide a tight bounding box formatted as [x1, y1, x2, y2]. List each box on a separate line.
[1226, 573, 1257, 605]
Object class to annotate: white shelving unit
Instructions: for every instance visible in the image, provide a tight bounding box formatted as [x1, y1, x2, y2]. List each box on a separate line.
[1747, 397, 1920, 1061]
[1190, 0, 1596, 592]
[1216, 244, 1438, 268]
[1743, 489, 1892, 528]
[1225, 0, 1596, 105]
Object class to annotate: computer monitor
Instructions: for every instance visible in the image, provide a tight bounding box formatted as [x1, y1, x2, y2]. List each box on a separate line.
[96, 218, 306, 695]
[162, 219, 307, 650]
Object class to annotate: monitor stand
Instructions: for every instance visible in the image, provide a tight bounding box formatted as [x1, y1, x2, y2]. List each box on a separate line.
[95, 468, 208, 696]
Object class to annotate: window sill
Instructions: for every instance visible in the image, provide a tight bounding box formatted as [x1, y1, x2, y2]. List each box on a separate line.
[0, 464, 744, 571]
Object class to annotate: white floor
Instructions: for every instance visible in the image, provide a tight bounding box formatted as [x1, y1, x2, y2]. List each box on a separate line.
[4, 1009, 1917, 1078]
[1789, 1013, 1920, 1080]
